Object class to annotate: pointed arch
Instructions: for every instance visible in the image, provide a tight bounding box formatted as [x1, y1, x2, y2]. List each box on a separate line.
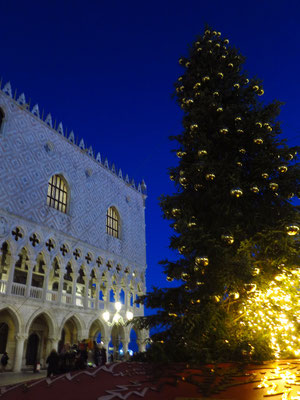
[60, 312, 85, 338]
[0, 305, 22, 333]
[25, 310, 56, 337]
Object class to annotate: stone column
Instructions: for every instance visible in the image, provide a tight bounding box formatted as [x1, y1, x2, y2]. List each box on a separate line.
[13, 334, 27, 372]
[46, 337, 60, 355]
[94, 282, 99, 310]
[42, 270, 50, 301]
[57, 268, 65, 304]
[84, 277, 89, 309]
[6, 255, 18, 295]
[124, 289, 129, 310]
[136, 338, 146, 352]
[72, 272, 78, 306]
[25, 260, 35, 298]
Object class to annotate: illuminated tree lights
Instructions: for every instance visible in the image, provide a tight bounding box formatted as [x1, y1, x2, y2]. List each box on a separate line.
[237, 268, 300, 359]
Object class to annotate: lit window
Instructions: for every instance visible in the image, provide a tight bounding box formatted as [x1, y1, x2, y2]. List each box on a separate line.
[106, 207, 119, 238]
[47, 175, 68, 213]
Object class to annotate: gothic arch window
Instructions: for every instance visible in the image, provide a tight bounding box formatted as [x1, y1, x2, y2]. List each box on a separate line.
[106, 207, 120, 238]
[0, 108, 5, 132]
[47, 175, 68, 213]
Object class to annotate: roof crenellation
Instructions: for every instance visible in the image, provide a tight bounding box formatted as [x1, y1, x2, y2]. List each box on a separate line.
[0, 79, 147, 196]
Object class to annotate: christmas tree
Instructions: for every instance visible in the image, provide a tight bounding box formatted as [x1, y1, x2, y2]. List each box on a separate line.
[135, 27, 300, 362]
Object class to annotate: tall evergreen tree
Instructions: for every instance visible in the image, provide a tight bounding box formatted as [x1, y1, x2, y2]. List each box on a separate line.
[135, 27, 300, 362]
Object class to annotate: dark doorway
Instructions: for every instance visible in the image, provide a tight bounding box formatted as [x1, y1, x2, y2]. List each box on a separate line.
[0, 322, 8, 353]
[58, 329, 65, 353]
[26, 333, 39, 365]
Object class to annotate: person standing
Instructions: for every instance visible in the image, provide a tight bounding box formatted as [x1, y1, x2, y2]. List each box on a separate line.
[0, 352, 9, 372]
[46, 349, 59, 378]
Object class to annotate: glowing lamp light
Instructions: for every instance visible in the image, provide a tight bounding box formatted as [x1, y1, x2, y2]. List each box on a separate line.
[115, 301, 122, 312]
[103, 311, 110, 322]
[113, 313, 121, 323]
[126, 311, 133, 320]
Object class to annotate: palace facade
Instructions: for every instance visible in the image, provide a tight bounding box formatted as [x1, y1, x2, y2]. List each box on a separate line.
[0, 82, 147, 371]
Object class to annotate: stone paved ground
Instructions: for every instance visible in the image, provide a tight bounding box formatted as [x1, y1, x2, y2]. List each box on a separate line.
[0, 370, 47, 387]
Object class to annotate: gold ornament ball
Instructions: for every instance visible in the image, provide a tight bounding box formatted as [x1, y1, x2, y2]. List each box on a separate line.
[179, 177, 187, 185]
[170, 174, 175, 181]
[166, 276, 173, 282]
[245, 78, 249, 84]
[215, 43, 220, 48]
[224, 39, 229, 44]
[195, 41, 200, 46]
[190, 124, 198, 131]
[205, 29, 211, 35]
[221, 55, 226, 59]
[230, 188, 243, 197]
[287, 153, 294, 160]
[255, 122, 263, 128]
[217, 32, 221, 36]
[228, 63, 234, 68]
[178, 58, 184, 65]
[239, 148, 246, 154]
[195, 92, 201, 97]
[213, 91, 219, 96]
[212, 30, 217, 35]
[254, 138, 264, 145]
[172, 208, 180, 216]
[181, 272, 188, 281]
[237, 129, 244, 134]
[261, 173, 269, 179]
[179, 85, 184, 91]
[258, 89, 264, 96]
[220, 128, 228, 134]
[202, 76, 210, 82]
[217, 107, 223, 112]
[206, 173, 216, 181]
[178, 246, 186, 254]
[250, 186, 259, 193]
[178, 76, 183, 81]
[269, 182, 279, 191]
[196, 257, 209, 267]
[235, 116, 242, 121]
[278, 165, 288, 173]
[193, 82, 201, 89]
[197, 47, 202, 52]
[221, 234, 234, 245]
[237, 162, 243, 167]
[253, 85, 259, 92]
[198, 149, 207, 156]
[234, 83, 240, 89]
[217, 72, 224, 78]
[179, 170, 185, 176]
[286, 225, 299, 236]
[208, 39, 212, 44]
[185, 61, 191, 67]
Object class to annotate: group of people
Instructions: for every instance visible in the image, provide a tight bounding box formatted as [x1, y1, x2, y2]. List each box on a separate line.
[46, 341, 107, 378]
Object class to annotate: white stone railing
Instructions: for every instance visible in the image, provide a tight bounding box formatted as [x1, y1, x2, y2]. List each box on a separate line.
[62, 293, 72, 305]
[88, 298, 95, 309]
[46, 290, 58, 302]
[29, 286, 43, 299]
[75, 295, 84, 307]
[11, 282, 26, 297]
[98, 301, 105, 310]
[0, 280, 7, 294]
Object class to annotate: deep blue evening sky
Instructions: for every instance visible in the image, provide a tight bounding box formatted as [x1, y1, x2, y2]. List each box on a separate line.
[1, 0, 299, 313]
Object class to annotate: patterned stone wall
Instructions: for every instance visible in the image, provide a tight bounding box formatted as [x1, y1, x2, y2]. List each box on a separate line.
[0, 90, 147, 271]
